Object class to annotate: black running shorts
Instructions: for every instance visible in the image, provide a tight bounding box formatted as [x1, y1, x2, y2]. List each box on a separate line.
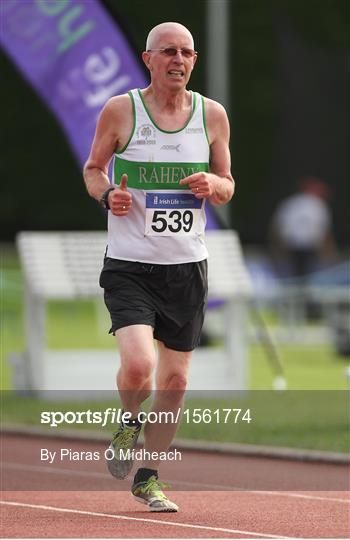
[99, 258, 208, 352]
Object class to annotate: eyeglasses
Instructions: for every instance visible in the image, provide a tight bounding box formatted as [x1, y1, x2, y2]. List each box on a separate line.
[147, 47, 197, 58]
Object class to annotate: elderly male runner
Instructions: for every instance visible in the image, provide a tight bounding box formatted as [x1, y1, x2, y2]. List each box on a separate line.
[84, 22, 234, 512]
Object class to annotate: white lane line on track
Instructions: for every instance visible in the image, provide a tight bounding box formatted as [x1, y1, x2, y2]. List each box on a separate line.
[0, 500, 296, 539]
[3, 461, 112, 480]
[248, 490, 350, 504]
[3, 461, 349, 504]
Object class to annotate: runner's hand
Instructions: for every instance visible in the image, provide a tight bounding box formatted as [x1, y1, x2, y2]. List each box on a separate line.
[109, 174, 132, 216]
[179, 172, 215, 199]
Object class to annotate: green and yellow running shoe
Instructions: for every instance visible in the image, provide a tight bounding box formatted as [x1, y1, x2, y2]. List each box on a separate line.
[132, 475, 179, 512]
[106, 424, 141, 479]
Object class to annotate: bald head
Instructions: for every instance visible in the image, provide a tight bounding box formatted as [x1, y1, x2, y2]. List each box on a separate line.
[146, 22, 194, 51]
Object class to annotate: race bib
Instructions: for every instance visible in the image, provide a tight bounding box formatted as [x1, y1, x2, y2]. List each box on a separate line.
[145, 192, 203, 236]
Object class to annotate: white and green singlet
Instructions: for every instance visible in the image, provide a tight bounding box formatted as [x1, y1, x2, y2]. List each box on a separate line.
[107, 89, 210, 264]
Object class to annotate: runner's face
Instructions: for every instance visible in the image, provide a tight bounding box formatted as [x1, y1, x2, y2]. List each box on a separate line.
[144, 29, 197, 89]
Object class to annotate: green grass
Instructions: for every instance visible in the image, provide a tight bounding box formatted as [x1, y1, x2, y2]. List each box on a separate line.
[250, 343, 347, 390]
[1, 245, 349, 452]
[2, 288, 347, 391]
[1, 245, 348, 391]
[1, 252, 114, 388]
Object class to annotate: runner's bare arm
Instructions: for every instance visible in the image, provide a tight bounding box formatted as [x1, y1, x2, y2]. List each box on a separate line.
[206, 99, 235, 205]
[179, 99, 234, 204]
[83, 95, 133, 215]
[83, 95, 132, 201]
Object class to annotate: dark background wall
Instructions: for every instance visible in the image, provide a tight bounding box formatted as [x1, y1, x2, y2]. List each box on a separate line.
[1, 0, 349, 244]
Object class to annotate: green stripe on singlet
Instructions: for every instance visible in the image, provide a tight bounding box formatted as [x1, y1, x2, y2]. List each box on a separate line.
[114, 157, 209, 190]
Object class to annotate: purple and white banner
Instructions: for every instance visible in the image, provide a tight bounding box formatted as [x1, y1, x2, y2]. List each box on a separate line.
[0, 0, 147, 164]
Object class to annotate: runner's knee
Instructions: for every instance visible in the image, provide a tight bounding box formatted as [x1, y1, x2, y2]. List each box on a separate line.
[163, 372, 188, 392]
[122, 357, 155, 386]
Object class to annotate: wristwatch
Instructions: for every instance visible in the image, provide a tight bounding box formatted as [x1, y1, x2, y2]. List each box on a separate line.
[100, 187, 115, 210]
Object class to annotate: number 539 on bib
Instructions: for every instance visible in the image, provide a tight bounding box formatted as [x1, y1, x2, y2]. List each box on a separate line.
[144, 192, 203, 237]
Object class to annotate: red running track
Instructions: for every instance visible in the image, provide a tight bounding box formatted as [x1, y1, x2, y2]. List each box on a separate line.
[1, 433, 349, 538]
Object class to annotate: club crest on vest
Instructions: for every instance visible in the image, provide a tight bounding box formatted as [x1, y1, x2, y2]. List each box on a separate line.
[136, 124, 156, 145]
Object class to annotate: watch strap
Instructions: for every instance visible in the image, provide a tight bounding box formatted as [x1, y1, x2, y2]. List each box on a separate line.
[100, 187, 115, 210]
